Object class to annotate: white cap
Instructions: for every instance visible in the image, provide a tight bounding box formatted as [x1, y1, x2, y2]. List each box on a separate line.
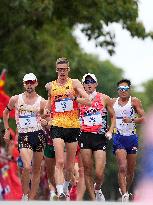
[82, 73, 97, 83]
[23, 73, 37, 82]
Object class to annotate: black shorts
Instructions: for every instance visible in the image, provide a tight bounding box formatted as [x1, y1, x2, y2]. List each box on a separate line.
[50, 126, 79, 143]
[18, 130, 47, 152]
[78, 132, 107, 151]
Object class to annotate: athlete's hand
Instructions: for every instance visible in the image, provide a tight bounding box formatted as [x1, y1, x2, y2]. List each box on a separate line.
[44, 108, 50, 116]
[3, 130, 10, 144]
[40, 119, 48, 127]
[105, 131, 112, 140]
[123, 117, 132, 123]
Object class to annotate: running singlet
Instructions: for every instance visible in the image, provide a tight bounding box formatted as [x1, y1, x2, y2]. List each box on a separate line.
[113, 96, 136, 136]
[15, 94, 43, 133]
[80, 92, 107, 134]
[50, 78, 80, 128]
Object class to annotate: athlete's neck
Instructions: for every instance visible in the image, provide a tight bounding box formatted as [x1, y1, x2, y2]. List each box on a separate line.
[24, 91, 37, 98]
[119, 96, 130, 102]
[57, 77, 69, 85]
[89, 90, 97, 99]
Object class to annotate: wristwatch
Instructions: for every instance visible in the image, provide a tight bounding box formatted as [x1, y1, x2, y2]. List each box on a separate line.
[131, 118, 134, 123]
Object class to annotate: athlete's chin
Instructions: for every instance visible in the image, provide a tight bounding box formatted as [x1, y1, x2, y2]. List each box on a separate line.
[59, 75, 67, 80]
[26, 89, 34, 93]
[121, 95, 128, 99]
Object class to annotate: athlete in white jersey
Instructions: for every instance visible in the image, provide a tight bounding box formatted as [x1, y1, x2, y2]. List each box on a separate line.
[3, 73, 47, 200]
[112, 79, 145, 202]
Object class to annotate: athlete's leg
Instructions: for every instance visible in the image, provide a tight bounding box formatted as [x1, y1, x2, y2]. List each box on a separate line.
[76, 152, 86, 200]
[64, 142, 78, 194]
[20, 148, 33, 196]
[115, 149, 127, 195]
[53, 138, 65, 196]
[45, 156, 58, 200]
[45, 157, 56, 191]
[81, 149, 95, 200]
[94, 150, 106, 190]
[126, 154, 137, 192]
[29, 151, 43, 200]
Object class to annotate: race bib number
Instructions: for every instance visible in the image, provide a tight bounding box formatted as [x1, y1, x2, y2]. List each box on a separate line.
[83, 113, 102, 126]
[55, 99, 73, 112]
[19, 113, 37, 128]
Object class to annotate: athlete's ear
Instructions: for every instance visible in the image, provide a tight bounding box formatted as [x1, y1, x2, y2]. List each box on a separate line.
[68, 67, 70, 72]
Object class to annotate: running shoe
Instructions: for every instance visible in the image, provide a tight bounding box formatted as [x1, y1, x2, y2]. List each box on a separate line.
[59, 193, 66, 201]
[95, 189, 105, 201]
[50, 192, 58, 201]
[21, 194, 28, 201]
[122, 193, 129, 202]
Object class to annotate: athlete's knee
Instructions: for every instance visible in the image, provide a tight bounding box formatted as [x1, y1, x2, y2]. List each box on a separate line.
[23, 163, 31, 172]
[56, 159, 64, 169]
[119, 164, 127, 174]
[84, 165, 92, 176]
[79, 167, 84, 177]
[127, 170, 135, 178]
[33, 167, 41, 176]
[95, 171, 104, 181]
[65, 164, 74, 174]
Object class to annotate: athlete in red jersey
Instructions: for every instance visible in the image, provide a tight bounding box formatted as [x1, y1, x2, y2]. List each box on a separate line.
[79, 73, 115, 201]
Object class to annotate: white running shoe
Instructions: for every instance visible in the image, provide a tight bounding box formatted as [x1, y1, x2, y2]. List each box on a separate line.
[95, 189, 105, 201]
[22, 194, 28, 201]
[50, 192, 58, 201]
[122, 192, 129, 202]
[119, 188, 122, 195]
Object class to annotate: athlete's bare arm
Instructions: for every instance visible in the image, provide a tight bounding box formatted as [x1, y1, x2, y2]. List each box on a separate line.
[103, 95, 116, 134]
[40, 98, 51, 127]
[73, 79, 91, 105]
[132, 97, 145, 123]
[3, 95, 18, 143]
[40, 97, 47, 116]
[111, 98, 117, 105]
[45, 82, 52, 112]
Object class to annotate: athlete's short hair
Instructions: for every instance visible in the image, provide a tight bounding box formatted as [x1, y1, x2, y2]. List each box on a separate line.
[117, 79, 131, 87]
[56, 57, 69, 66]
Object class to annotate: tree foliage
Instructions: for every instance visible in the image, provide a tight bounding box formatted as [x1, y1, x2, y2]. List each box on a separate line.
[0, 0, 151, 200]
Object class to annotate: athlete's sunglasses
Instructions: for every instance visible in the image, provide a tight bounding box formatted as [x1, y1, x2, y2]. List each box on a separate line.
[24, 80, 36, 85]
[117, 86, 130, 91]
[56, 67, 69, 72]
[84, 79, 97, 84]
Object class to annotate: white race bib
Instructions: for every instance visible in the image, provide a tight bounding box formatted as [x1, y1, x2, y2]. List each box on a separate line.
[83, 113, 102, 126]
[116, 118, 135, 136]
[19, 113, 37, 128]
[55, 99, 73, 112]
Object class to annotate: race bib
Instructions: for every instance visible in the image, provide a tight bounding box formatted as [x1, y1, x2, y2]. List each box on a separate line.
[83, 113, 102, 126]
[55, 98, 73, 112]
[19, 113, 37, 128]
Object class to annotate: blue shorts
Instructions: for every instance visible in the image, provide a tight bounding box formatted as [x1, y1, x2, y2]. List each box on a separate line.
[113, 133, 138, 154]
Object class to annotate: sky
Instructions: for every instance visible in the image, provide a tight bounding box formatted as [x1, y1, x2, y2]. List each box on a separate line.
[74, 0, 153, 90]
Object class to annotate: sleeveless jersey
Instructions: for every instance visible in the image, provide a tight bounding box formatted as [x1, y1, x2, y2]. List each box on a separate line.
[80, 92, 107, 134]
[50, 78, 80, 128]
[15, 94, 43, 133]
[113, 96, 136, 136]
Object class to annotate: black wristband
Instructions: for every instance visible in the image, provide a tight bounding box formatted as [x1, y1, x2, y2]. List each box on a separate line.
[74, 96, 77, 101]
[6, 105, 12, 112]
